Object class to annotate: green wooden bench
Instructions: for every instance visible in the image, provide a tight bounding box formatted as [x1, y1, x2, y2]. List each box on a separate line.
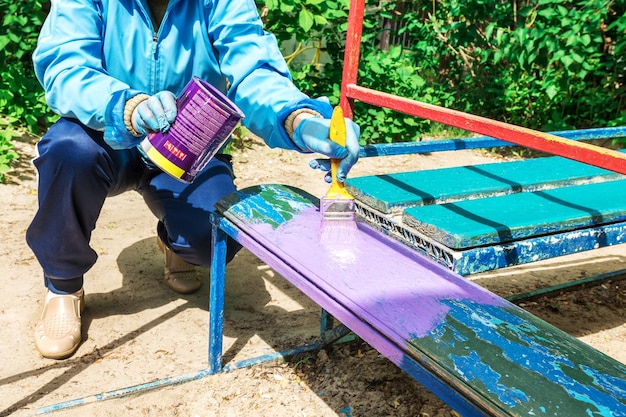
[347, 151, 625, 214]
[347, 153, 626, 275]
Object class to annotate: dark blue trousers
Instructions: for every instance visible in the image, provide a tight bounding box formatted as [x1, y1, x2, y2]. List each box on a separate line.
[26, 118, 241, 293]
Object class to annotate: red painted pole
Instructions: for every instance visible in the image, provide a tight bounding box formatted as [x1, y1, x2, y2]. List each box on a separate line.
[339, 0, 365, 119]
[339, 0, 625, 174]
[345, 84, 626, 175]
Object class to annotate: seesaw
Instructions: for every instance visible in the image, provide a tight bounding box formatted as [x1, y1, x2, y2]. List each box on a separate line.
[37, 1, 626, 414]
[39, 102, 626, 417]
[207, 183, 626, 416]
[37, 155, 626, 416]
[38, 96, 626, 417]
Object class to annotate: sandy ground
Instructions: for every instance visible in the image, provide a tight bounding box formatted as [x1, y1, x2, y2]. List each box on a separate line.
[0, 133, 624, 417]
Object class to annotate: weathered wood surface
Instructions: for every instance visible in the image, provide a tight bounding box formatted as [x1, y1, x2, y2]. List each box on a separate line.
[453, 221, 626, 275]
[216, 184, 626, 417]
[346, 153, 625, 215]
[402, 179, 626, 249]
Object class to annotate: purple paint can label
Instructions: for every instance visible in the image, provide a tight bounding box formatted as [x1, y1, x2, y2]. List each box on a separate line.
[140, 77, 245, 183]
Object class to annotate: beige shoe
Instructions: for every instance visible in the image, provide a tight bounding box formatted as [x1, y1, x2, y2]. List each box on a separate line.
[34, 289, 84, 359]
[157, 238, 202, 294]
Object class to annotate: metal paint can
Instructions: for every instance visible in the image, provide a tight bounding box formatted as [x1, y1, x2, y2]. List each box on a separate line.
[140, 77, 245, 183]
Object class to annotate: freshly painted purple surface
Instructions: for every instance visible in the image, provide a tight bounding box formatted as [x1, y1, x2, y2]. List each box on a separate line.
[247, 206, 505, 355]
[216, 185, 626, 415]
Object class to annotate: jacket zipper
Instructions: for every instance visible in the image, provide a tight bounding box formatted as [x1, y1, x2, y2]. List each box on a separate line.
[151, 30, 159, 94]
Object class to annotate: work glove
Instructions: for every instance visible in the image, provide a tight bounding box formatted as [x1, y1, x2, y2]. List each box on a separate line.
[132, 91, 178, 136]
[293, 116, 360, 183]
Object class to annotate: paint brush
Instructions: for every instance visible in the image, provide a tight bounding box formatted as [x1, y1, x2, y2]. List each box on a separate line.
[320, 106, 357, 243]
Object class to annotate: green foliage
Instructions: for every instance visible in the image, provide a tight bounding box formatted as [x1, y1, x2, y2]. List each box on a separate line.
[0, 0, 55, 182]
[259, 0, 626, 144]
[0, 118, 20, 182]
[476, 0, 625, 130]
[0, 0, 53, 131]
[1, 0, 624, 163]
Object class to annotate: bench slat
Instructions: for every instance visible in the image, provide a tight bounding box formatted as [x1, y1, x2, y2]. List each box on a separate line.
[403, 179, 626, 249]
[346, 153, 625, 215]
[217, 184, 626, 417]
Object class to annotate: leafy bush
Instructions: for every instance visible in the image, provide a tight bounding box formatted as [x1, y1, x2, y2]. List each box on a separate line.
[259, 0, 626, 144]
[476, 0, 626, 130]
[0, 0, 54, 130]
[0, 0, 54, 181]
[0, 119, 19, 178]
[1, 0, 624, 167]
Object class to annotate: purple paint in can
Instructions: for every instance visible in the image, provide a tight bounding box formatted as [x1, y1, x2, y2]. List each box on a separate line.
[140, 77, 245, 183]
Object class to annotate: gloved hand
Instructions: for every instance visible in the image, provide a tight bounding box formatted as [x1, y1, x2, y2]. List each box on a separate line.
[132, 91, 178, 135]
[293, 116, 360, 183]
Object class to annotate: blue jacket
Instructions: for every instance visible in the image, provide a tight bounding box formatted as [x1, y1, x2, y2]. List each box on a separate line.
[33, 0, 332, 150]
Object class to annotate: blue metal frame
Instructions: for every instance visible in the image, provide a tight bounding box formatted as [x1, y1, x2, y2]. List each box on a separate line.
[359, 126, 626, 157]
[207, 212, 355, 374]
[208, 215, 227, 374]
[35, 215, 353, 415]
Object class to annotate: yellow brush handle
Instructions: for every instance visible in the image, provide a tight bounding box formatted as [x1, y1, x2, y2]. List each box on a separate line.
[326, 159, 353, 199]
[326, 106, 354, 200]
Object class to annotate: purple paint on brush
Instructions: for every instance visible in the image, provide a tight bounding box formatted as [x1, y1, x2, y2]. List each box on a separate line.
[249, 207, 505, 361]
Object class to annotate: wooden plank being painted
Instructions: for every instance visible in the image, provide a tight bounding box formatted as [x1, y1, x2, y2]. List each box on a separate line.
[403, 179, 626, 249]
[347, 153, 625, 215]
[217, 184, 626, 417]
